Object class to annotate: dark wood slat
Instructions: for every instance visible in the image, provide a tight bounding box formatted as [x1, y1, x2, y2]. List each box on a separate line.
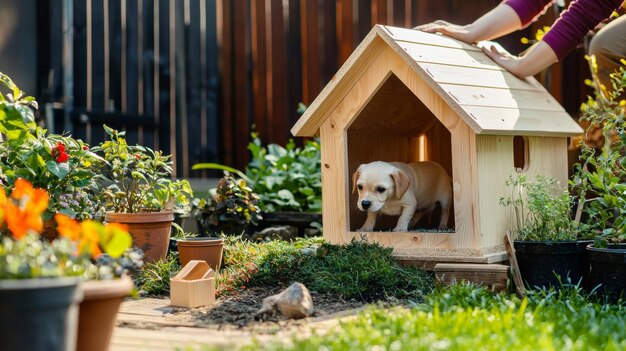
[251, 0, 268, 139]
[217, 0, 233, 167]
[232, 0, 250, 169]
[320, 0, 337, 92]
[300, 0, 320, 105]
[204, 0, 219, 164]
[371, 0, 386, 25]
[108, 0, 122, 112]
[336, 0, 354, 65]
[91, 0, 105, 110]
[286, 0, 303, 127]
[125, 0, 139, 115]
[269, 0, 288, 148]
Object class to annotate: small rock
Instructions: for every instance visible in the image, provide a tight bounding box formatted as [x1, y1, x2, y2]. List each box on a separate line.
[256, 282, 314, 319]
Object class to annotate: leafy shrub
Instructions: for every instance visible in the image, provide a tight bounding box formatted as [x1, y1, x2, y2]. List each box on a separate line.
[245, 135, 322, 213]
[572, 60, 626, 246]
[193, 134, 322, 213]
[500, 175, 578, 241]
[192, 172, 262, 236]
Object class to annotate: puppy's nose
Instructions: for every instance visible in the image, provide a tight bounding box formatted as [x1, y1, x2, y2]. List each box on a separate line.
[361, 200, 372, 210]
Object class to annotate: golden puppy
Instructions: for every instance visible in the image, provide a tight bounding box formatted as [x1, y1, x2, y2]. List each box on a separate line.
[352, 161, 452, 232]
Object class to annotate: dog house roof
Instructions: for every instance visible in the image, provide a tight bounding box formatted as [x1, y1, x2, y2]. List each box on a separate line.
[291, 25, 583, 137]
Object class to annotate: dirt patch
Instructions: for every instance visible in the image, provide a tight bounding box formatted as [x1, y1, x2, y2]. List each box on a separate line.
[121, 285, 367, 334]
[174, 285, 366, 331]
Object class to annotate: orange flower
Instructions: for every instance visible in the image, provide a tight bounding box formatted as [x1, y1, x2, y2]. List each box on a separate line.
[55, 214, 103, 258]
[78, 220, 103, 258]
[55, 213, 82, 241]
[4, 201, 43, 239]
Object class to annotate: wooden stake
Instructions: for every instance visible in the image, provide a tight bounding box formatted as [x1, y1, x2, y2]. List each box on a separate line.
[504, 232, 525, 297]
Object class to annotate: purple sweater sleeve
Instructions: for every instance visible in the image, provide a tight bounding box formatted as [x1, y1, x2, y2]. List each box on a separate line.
[504, 0, 623, 59]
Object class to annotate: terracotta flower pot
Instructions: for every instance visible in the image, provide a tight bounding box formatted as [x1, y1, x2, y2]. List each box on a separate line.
[105, 211, 174, 263]
[177, 237, 224, 271]
[76, 276, 134, 351]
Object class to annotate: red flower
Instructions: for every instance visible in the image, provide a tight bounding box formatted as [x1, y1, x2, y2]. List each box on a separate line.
[56, 152, 69, 163]
[55, 142, 66, 153]
[135, 154, 141, 160]
[82, 145, 89, 151]
[52, 142, 69, 163]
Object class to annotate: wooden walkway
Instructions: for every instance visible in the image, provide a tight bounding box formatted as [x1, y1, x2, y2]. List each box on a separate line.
[111, 298, 359, 350]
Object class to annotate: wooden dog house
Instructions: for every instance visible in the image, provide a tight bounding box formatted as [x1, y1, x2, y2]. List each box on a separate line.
[291, 25, 582, 265]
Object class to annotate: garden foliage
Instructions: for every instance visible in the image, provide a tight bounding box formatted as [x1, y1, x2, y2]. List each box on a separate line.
[500, 175, 578, 241]
[572, 59, 626, 246]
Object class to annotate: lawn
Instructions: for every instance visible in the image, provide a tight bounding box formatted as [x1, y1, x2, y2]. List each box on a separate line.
[233, 284, 626, 351]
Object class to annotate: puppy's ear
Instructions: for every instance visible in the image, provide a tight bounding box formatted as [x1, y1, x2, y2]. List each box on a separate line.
[351, 168, 361, 194]
[390, 169, 411, 199]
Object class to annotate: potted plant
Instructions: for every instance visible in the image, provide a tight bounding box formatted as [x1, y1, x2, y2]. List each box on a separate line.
[0, 73, 105, 239]
[193, 134, 322, 237]
[500, 175, 589, 289]
[0, 179, 138, 351]
[190, 171, 262, 236]
[94, 125, 193, 262]
[572, 61, 626, 302]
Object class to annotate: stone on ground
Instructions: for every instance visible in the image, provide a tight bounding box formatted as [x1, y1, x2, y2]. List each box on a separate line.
[256, 282, 314, 319]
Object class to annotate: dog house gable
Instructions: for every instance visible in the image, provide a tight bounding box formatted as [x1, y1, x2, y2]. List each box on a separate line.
[292, 25, 582, 264]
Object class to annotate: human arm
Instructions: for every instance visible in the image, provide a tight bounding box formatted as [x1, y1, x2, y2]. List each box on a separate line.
[482, 41, 557, 78]
[415, 2, 552, 44]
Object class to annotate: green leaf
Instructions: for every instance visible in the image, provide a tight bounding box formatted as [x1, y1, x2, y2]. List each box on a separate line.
[45, 160, 70, 179]
[102, 229, 133, 258]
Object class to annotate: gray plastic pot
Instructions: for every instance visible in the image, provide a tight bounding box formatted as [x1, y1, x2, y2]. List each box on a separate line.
[0, 277, 83, 351]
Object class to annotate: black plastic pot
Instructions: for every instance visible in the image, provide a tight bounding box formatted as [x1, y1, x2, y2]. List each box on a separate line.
[587, 244, 626, 303]
[0, 277, 83, 351]
[514, 240, 591, 289]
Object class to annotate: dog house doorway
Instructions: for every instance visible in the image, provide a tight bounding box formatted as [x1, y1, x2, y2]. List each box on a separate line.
[347, 74, 455, 232]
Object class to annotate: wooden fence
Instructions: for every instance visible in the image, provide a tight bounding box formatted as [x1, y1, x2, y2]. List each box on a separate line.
[39, 0, 591, 176]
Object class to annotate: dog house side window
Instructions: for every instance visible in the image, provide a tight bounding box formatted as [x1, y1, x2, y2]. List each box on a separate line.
[513, 136, 529, 172]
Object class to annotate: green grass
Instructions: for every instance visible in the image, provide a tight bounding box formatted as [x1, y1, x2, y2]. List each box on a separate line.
[230, 284, 626, 351]
[136, 252, 181, 295]
[218, 237, 434, 301]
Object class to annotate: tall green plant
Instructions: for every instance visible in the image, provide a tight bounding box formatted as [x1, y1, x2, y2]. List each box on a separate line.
[572, 60, 626, 246]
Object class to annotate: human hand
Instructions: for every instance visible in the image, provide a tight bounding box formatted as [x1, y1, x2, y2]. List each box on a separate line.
[482, 44, 524, 78]
[414, 20, 475, 44]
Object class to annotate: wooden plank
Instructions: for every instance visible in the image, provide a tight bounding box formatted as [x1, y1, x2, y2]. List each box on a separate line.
[336, 0, 354, 64]
[300, 0, 320, 105]
[371, 0, 388, 25]
[434, 263, 509, 272]
[115, 313, 198, 327]
[125, 0, 139, 115]
[356, 0, 372, 42]
[397, 41, 501, 71]
[504, 232, 525, 297]
[267, 0, 288, 147]
[217, 0, 233, 165]
[232, 0, 249, 169]
[91, 0, 105, 110]
[464, 106, 582, 136]
[383, 25, 481, 52]
[320, 0, 337, 86]
[286, 0, 304, 127]
[251, 0, 268, 138]
[442, 84, 565, 112]
[419, 62, 543, 91]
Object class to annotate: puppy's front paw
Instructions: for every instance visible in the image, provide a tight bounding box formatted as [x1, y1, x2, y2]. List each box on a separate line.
[438, 224, 447, 230]
[356, 226, 373, 232]
[393, 226, 408, 232]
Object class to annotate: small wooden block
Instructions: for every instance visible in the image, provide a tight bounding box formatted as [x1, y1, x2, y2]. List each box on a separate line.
[434, 263, 509, 292]
[170, 260, 216, 308]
